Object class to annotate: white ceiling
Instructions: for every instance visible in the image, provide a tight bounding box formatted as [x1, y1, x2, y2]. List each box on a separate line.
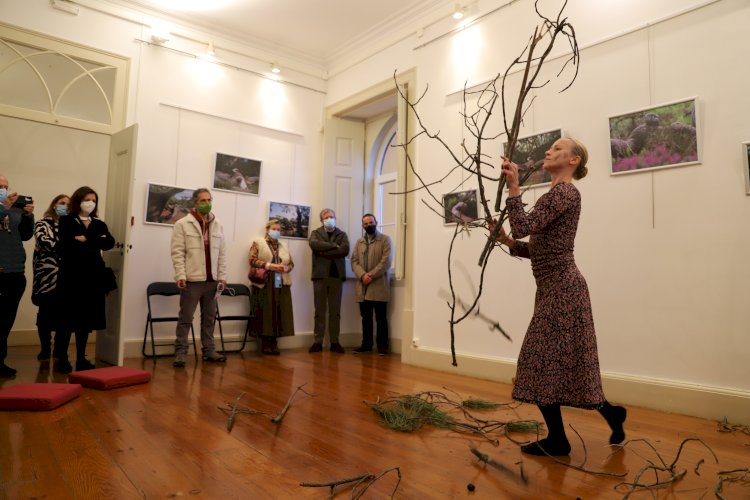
[116, 0, 445, 64]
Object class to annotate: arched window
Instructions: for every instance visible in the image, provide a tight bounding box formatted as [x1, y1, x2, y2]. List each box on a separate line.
[371, 116, 398, 272]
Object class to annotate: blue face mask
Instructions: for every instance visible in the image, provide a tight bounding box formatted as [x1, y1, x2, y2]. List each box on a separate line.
[55, 205, 69, 217]
[0, 188, 7, 203]
[323, 217, 336, 230]
[268, 230, 280, 240]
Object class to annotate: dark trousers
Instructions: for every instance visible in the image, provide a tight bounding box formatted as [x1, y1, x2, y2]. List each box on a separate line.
[359, 300, 389, 351]
[313, 278, 342, 344]
[0, 272, 26, 364]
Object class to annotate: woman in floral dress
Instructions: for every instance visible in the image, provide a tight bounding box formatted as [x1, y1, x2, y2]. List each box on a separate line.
[496, 137, 626, 456]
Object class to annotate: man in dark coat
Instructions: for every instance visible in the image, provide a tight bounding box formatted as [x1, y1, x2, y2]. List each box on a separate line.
[308, 208, 349, 353]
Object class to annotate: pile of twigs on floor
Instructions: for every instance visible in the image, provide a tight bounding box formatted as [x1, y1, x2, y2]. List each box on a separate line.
[363, 390, 540, 445]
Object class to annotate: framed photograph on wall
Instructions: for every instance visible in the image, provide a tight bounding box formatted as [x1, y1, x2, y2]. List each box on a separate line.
[609, 97, 699, 175]
[268, 201, 311, 239]
[503, 129, 562, 187]
[213, 152, 261, 195]
[144, 183, 194, 226]
[442, 189, 479, 224]
[743, 141, 750, 195]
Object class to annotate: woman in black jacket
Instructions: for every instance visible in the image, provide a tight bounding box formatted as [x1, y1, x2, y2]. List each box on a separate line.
[57, 186, 115, 372]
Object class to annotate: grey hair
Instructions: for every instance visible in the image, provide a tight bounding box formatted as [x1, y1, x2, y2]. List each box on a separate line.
[319, 208, 335, 221]
[191, 188, 211, 204]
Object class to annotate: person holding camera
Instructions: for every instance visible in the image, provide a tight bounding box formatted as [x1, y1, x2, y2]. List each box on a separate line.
[57, 186, 115, 372]
[0, 174, 35, 377]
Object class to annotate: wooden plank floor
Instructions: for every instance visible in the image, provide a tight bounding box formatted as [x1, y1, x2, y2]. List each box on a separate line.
[1, 345, 748, 499]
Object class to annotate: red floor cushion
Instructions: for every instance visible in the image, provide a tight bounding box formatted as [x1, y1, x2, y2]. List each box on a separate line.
[0, 383, 82, 411]
[68, 366, 151, 390]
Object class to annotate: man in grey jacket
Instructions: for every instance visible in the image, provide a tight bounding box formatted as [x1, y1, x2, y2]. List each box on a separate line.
[0, 174, 34, 377]
[170, 188, 227, 367]
[351, 213, 391, 355]
[308, 208, 349, 353]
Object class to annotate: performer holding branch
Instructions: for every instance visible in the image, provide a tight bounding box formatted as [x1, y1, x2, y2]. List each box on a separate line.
[495, 137, 626, 456]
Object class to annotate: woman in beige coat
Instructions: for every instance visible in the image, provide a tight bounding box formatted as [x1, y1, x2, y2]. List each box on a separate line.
[249, 219, 295, 355]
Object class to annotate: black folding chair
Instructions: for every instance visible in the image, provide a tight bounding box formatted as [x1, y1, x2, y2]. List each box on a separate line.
[214, 283, 255, 353]
[142, 282, 197, 361]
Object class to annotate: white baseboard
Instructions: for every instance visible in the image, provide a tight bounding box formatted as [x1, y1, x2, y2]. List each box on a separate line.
[403, 346, 750, 425]
[9, 330, 96, 346]
[125, 331, 402, 358]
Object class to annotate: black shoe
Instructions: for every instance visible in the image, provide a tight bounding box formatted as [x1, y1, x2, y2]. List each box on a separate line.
[202, 351, 227, 362]
[330, 343, 345, 353]
[37, 351, 51, 361]
[54, 359, 73, 374]
[377, 348, 389, 356]
[173, 353, 186, 368]
[75, 359, 96, 371]
[608, 406, 627, 445]
[0, 364, 17, 378]
[308, 342, 323, 353]
[521, 438, 571, 457]
[353, 346, 372, 353]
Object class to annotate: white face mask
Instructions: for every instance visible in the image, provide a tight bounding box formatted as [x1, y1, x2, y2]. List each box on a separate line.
[323, 217, 336, 230]
[80, 200, 96, 215]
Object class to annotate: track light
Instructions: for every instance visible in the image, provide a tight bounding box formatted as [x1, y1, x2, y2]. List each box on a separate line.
[150, 25, 171, 44]
[452, 4, 465, 20]
[206, 40, 215, 56]
[271, 62, 281, 74]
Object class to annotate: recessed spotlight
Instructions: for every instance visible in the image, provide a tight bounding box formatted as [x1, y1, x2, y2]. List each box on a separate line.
[206, 41, 216, 56]
[271, 62, 281, 74]
[452, 4, 465, 20]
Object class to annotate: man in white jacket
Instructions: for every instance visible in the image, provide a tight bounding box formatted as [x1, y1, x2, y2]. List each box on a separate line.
[170, 188, 227, 367]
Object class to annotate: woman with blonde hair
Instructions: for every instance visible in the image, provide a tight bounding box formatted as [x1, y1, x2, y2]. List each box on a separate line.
[495, 137, 626, 456]
[248, 219, 295, 354]
[32, 194, 69, 369]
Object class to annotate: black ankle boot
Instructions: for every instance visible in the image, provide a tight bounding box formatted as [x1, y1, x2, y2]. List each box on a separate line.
[521, 438, 571, 456]
[598, 402, 627, 444]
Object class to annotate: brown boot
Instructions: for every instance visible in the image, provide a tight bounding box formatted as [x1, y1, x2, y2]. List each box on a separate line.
[269, 337, 280, 355]
[261, 336, 273, 355]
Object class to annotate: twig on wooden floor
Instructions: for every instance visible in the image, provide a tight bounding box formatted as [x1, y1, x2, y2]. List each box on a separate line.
[470, 447, 528, 485]
[271, 383, 314, 424]
[716, 417, 750, 436]
[533, 424, 628, 479]
[216, 392, 265, 432]
[301, 467, 401, 500]
[364, 391, 541, 446]
[715, 468, 750, 500]
[614, 437, 719, 499]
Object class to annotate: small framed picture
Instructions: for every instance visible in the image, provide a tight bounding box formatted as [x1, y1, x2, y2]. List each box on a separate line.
[213, 152, 261, 195]
[609, 97, 700, 175]
[442, 189, 479, 224]
[503, 129, 562, 187]
[743, 141, 750, 196]
[268, 201, 311, 239]
[144, 183, 194, 226]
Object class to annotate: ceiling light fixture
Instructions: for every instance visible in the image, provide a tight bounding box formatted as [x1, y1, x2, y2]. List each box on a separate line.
[51, 0, 80, 15]
[206, 40, 216, 56]
[150, 26, 171, 44]
[271, 62, 281, 74]
[452, 4, 465, 20]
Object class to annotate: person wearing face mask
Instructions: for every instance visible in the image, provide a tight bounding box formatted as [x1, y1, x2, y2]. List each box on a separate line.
[32, 194, 70, 369]
[308, 208, 349, 353]
[170, 188, 228, 368]
[57, 186, 115, 372]
[351, 214, 392, 355]
[248, 219, 295, 355]
[0, 174, 35, 377]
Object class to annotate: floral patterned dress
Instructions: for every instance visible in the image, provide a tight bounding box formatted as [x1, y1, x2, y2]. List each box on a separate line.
[506, 182, 605, 409]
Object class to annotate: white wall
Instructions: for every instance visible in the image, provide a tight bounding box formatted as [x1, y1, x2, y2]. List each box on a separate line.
[1, 0, 333, 350]
[327, 0, 750, 419]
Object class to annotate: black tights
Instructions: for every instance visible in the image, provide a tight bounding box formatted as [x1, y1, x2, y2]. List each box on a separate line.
[539, 401, 626, 446]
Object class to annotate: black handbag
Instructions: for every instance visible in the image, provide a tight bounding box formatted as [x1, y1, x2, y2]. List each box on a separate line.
[101, 266, 118, 293]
